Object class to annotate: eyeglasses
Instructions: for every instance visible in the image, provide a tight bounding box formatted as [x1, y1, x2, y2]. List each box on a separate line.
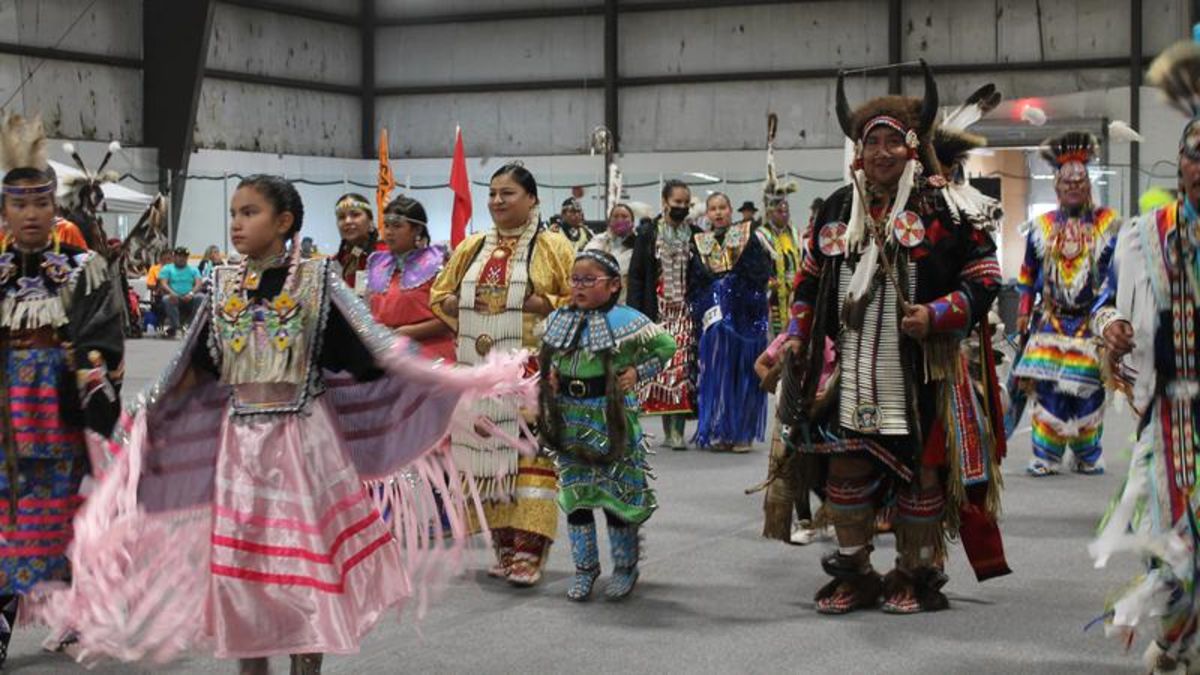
[569, 274, 613, 288]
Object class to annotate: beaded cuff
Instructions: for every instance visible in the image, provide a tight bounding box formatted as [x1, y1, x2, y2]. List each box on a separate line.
[926, 291, 971, 335]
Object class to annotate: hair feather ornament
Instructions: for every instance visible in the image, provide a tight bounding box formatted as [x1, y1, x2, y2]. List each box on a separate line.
[1148, 39, 1200, 158]
[1148, 40, 1200, 119]
[0, 113, 49, 173]
[762, 113, 799, 206]
[932, 84, 1004, 231]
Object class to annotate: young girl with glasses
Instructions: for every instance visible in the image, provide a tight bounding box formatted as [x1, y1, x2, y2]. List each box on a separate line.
[539, 249, 676, 601]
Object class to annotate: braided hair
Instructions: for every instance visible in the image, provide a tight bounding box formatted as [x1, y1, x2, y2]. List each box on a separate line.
[236, 174, 305, 290]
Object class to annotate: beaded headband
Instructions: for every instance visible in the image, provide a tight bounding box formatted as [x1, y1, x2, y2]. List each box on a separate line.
[335, 196, 372, 216]
[861, 115, 908, 140]
[575, 249, 621, 277]
[2, 181, 55, 196]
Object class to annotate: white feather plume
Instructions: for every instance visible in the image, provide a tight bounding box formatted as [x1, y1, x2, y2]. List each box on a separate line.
[1108, 120, 1144, 143]
[1021, 105, 1047, 127]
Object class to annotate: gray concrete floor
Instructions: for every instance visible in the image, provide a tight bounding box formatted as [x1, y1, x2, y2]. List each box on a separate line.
[10, 338, 1143, 673]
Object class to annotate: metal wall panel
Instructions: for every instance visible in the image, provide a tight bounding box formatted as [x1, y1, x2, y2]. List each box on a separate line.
[376, 16, 602, 87]
[263, 0, 361, 17]
[621, 77, 886, 152]
[906, 68, 1129, 104]
[1142, 0, 1189, 54]
[0, 0, 141, 58]
[208, 3, 361, 86]
[619, 2, 887, 77]
[904, 0, 1132, 65]
[195, 78, 361, 157]
[0, 55, 141, 142]
[377, 0, 598, 20]
[376, 88, 604, 157]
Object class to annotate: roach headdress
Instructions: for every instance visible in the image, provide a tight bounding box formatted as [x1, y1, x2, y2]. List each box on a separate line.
[0, 113, 54, 196]
[1038, 131, 1099, 172]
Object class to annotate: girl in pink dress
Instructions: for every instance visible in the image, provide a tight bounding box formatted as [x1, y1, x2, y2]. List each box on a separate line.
[365, 195, 454, 363]
[32, 175, 532, 674]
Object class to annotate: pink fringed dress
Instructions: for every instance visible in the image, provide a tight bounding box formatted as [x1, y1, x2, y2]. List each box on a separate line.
[32, 258, 532, 663]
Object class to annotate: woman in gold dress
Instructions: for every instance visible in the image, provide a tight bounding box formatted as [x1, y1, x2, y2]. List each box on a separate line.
[430, 163, 574, 585]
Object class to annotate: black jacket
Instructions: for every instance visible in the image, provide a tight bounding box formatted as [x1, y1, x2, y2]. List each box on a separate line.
[626, 215, 698, 322]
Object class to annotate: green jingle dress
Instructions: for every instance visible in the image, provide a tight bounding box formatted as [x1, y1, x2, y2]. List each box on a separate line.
[541, 304, 676, 524]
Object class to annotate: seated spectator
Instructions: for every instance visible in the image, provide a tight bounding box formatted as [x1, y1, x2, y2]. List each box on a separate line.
[198, 244, 224, 278]
[144, 249, 173, 333]
[158, 247, 204, 338]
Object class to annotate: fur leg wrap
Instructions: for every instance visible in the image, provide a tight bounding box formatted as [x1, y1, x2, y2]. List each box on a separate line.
[815, 547, 882, 614]
[762, 431, 798, 540]
[882, 565, 950, 614]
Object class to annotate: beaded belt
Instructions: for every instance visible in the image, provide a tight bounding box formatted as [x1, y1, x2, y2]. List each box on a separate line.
[562, 376, 607, 399]
[1, 327, 62, 349]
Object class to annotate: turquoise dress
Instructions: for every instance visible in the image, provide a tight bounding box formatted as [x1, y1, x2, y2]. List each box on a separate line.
[541, 305, 676, 524]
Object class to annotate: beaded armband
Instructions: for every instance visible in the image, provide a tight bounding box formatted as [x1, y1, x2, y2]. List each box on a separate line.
[926, 291, 971, 335]
[787, 301, 814, 342]
[1091, 305, 1125, 338]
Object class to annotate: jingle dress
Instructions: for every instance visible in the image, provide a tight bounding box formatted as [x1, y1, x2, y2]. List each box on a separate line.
[1091, 201, 1200, 656]
[0, 243, 122, 594]
[34, 257, 530, 663]
[429, 224, 574, 568]
[627, 216, 698, 417]
[542, 305, 676, 524]
[1012, 208, 1120, 467]
[365, 245, 454, 362]
[688, 222, 773, 448]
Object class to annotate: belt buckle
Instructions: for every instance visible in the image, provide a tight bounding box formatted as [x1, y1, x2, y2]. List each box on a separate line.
[475, 333, 495, 357]
[568, 379, 587, 397]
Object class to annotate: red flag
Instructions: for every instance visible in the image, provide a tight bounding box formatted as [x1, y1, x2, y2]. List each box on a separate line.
[449, 126, 472, 248]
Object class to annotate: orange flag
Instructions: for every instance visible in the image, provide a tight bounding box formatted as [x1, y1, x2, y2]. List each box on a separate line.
[377, 129, 395, 231]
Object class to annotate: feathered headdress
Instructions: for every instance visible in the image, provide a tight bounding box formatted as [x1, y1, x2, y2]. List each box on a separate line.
[933, 84, 1004, 231]
[762, 113, 799, 208]
[934, 83, 1001, 174]
[59, 140, 121, 212]
[835, 60, 939, 322]
[58, 139, 123, 254]
[1148, 39, 1200, 157]
[121, 193, 169, 277]
[1039, 131, 1099, 171]
[0, 113, 49, 174]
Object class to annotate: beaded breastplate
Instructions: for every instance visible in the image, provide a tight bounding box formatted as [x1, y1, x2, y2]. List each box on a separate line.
[210, 258, 328, 415]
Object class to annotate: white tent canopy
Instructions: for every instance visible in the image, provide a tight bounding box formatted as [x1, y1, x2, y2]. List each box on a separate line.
[49, 160, 155, 213]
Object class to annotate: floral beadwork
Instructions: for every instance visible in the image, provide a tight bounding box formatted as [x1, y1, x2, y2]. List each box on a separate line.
[40, 253, 71, 285]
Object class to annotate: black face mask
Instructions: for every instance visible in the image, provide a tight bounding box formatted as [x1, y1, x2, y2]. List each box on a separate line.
[667, 206, 689, 223]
